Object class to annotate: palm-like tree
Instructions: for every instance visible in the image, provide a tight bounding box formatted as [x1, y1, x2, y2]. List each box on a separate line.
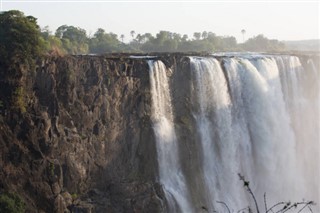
[241, 29, 246, 43]
[120, 34, 125, 43]
[130, 30, 135, 40]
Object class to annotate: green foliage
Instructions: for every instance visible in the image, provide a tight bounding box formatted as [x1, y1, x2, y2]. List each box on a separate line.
[1, 10, 286, 55]
[71, 193, 78, 200]
[138, 30, 238, 52]
[38, 24, 284, 54]
[0, 192, 25, 213]
[55, 25, 89, 54]
[49, 163, 55, 177]
[41, 28, 66, 55]
[242, 34, 285, 52]
[56, 25, 87, 43]
[89, 28, 121, 53]
[0, 10, 44, 64]
[13, 87, 26, 113]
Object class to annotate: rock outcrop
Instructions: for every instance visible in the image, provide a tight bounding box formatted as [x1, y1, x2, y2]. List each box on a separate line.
[0, 54, 175, 212]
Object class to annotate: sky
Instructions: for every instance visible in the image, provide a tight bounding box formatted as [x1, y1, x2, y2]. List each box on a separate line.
[1, 0, 319, 43]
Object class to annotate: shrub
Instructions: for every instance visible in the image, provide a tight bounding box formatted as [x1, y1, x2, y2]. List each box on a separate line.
[12, 87, 26, 113]
[0, 192, 25, 213]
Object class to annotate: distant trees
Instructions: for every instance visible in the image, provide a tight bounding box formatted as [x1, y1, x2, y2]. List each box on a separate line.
[89, 28, 121, 53]
[38, 22, 285, 54]
[55, 25, 88, 54]
[120, 34, 125, 43]
[43, 27, 283, 54]
[0, 10, 287, 56]
[241, 29, 246, 43]
[193, 32, 201, 40]
[202, 31, 208, 39]
[134, 30, 238, 52]
[242, 34, 285, 52]
[130, 30, 136, 40]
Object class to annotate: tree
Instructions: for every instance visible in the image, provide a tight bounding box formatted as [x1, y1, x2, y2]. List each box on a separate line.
[93, 28, 105, 39]
[193, 32, 201, 40]
[202, 31, 208, 39]
[136, 34, 144, 44]
[241, 29, 246, 43]
[219, 36, 238, 51]
[143, 33, 153, 41]
[0, 10, 44, 63]
[41, 25, 51, 39]
[243, 34, 285, 52]
[89, 29, 121, 53]
[120, 34, 125, 43]
[0, 10, 45, 113]
[130, 30, 135, 40]
[55, 25, 88, 54]
[182, 34, 188, 42]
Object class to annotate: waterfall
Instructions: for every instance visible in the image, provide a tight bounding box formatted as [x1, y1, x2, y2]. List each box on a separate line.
[148, 60, 192, 212]
[275, 56, 320, 205]
[148, 55, 319, 212]
[189, 57, 241, 211]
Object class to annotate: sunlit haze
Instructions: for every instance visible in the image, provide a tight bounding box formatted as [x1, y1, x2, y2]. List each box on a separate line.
[1, 0, 319, 43]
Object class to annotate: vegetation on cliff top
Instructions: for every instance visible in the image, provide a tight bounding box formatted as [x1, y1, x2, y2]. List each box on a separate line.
[0, 10, 45, 113]
[0, 10, 44, 65]
[42, 25, 286, 54]
[0, 10, 287, 58]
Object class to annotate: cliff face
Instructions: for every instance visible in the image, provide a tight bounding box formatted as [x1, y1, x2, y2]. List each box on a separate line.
[0, 55, 170, 212]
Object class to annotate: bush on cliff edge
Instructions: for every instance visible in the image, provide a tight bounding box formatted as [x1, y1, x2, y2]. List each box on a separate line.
[0, 10, 44, 113]
[0, 10, 44, 65]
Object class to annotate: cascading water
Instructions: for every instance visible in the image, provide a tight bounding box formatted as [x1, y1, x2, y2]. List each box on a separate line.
[189, 58, 242, 211]
[148, 55, 319, 212]
[275, 56, 320, 205]
[148, 60, 192, 212]
[223, 57, 298, 204]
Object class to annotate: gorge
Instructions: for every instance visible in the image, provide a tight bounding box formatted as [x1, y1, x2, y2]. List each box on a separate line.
[0, 53, 319, 212]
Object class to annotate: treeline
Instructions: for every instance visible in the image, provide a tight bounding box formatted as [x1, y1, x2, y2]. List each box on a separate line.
[1, 10, 286, 59]
[42, 26, 285, 54]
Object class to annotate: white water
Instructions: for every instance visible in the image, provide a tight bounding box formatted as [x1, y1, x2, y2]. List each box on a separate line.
[190, 58, 241, 211]
[148, 60, 192, 212]
[275, 56, 320, 205]
[148, 55, 319, 212]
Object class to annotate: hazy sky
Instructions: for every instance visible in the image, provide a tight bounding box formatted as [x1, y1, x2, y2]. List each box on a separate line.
[1, 0, 319, 43]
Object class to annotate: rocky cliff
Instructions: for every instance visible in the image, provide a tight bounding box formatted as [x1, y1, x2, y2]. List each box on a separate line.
[0, 54, 183, 213]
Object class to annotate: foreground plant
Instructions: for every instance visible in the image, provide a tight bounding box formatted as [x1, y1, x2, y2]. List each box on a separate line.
[216, 174, 316, 213]
[238, 173, 315, 213]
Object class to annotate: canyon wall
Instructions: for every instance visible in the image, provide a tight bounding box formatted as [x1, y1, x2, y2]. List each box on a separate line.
[0, 54, 171, 212]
